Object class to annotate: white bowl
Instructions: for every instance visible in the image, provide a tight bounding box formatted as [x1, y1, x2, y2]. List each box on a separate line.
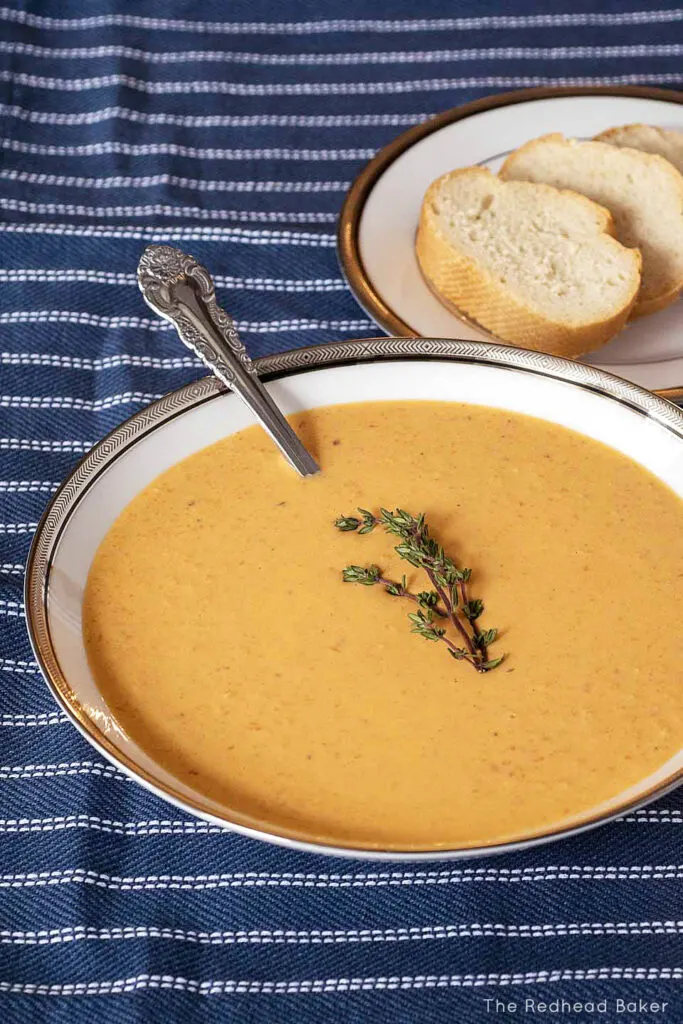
[25, 337, 683, 860]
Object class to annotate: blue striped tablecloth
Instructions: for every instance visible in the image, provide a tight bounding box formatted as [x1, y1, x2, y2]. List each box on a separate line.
[0, 2, 681, 1021]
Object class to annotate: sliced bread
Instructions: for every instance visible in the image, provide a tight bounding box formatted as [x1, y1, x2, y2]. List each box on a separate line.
[415, 167, 641, 357]
[500, 133, 683, 317]
[595, 124, 683, 175]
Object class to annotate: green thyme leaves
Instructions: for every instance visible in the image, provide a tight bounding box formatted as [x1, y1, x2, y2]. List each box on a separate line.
[335, 507, 504, 673]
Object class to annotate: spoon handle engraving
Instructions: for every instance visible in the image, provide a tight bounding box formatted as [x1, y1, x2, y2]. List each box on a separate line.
[137, 245, 320, 477]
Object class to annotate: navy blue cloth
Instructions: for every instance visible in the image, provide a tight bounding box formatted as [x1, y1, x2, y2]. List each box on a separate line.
[0, 1, 682, 1020]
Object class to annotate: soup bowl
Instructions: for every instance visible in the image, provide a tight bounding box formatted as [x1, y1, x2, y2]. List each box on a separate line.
[25, 337, 683, 861]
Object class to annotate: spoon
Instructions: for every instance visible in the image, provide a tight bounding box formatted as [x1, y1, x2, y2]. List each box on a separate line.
[137, 244, 320, 477]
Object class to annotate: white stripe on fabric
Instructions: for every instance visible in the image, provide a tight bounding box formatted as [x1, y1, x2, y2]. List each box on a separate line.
[3, 42, 683, 65]
[0, 524, 38, 535]
[1, 71, 682, 95]
[1, 865, 682, 890]
[0, 270, 138, 286]
[0, 657, 38, 673]
[0, 312, 374, 334]
[622, 806, 679, 815]
[623, 815, 682, 823]
[2, 920, 683, 945]
[0, 8, 681, 31]
[0, 600, 23, 616]
[0, 198, 337, 224]
[0, 808, 676, 834]
[0, 713, 67, 727]
[0, 223, 336, 245]
[0, 564, 24, 576]
[0, 170, 350, 193]
[0, 439, 91, 453]
[0, 760, 129, 781]
[0, 105, 424, 128]
[0, 481, 58, 493]
[0, 969, 681, 997]
[0, 392, 161, 411]
[0, 137, 376, 159]
[0, 312, 168, 331]
[1, 921, 683, 950]
[0, 816, 227, 836]
[1, 352, 198, 372]
[0, 270, 348, 292]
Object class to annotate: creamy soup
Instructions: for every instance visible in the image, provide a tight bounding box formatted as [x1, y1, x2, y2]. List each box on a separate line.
[83, 401, 683, 850]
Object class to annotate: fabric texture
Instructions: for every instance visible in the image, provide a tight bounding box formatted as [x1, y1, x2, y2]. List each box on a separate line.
[0, 1, 681, 1020]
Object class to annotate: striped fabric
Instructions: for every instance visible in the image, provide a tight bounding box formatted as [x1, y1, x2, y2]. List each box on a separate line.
[0, 1, 682, 1020]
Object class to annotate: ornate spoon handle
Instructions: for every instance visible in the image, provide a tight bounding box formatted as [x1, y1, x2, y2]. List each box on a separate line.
[137, 245, 320, 477]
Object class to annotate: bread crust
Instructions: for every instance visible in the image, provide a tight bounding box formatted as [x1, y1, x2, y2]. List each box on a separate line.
[500, 133, 683, 318]
[595, 124, 683, 315]
[415, 167, 641, 358]
[596, 124, 652, 143]
[595, 123, 682, 156]
[629, 282, 682, 318]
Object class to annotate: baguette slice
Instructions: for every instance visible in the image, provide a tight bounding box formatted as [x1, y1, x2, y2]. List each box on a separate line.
[500, 133, 683, 317]
[595, 124, 683, 175]
[415, 167, 641, 357]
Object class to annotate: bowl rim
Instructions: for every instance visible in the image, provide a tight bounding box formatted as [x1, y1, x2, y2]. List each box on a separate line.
[25, 335, 683, 861]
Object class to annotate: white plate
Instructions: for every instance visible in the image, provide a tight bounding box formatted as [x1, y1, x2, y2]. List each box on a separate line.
[340, 88, 683, 396]
[26, 339, 683, 860]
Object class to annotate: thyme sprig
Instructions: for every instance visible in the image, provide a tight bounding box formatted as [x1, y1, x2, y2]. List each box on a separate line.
[334, 508, 503, 673]
[341, 565, 447, 616]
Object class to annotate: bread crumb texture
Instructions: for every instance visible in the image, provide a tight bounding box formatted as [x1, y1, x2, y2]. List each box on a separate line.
[501, 133, 683, 317]
[416, 166, 641, 356]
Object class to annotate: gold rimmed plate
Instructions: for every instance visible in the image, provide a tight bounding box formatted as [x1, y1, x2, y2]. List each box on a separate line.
[338, 86, 683, 400]
[25, 338, 683, 860]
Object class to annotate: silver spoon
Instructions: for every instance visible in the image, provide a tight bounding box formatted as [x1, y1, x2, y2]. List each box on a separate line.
[137, 244, 320, 477]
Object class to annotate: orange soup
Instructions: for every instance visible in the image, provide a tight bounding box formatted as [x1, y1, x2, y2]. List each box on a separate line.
[83, 401, 683, 849]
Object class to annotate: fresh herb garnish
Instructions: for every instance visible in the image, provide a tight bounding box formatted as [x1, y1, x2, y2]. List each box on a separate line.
[334, 507, 503, 673]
